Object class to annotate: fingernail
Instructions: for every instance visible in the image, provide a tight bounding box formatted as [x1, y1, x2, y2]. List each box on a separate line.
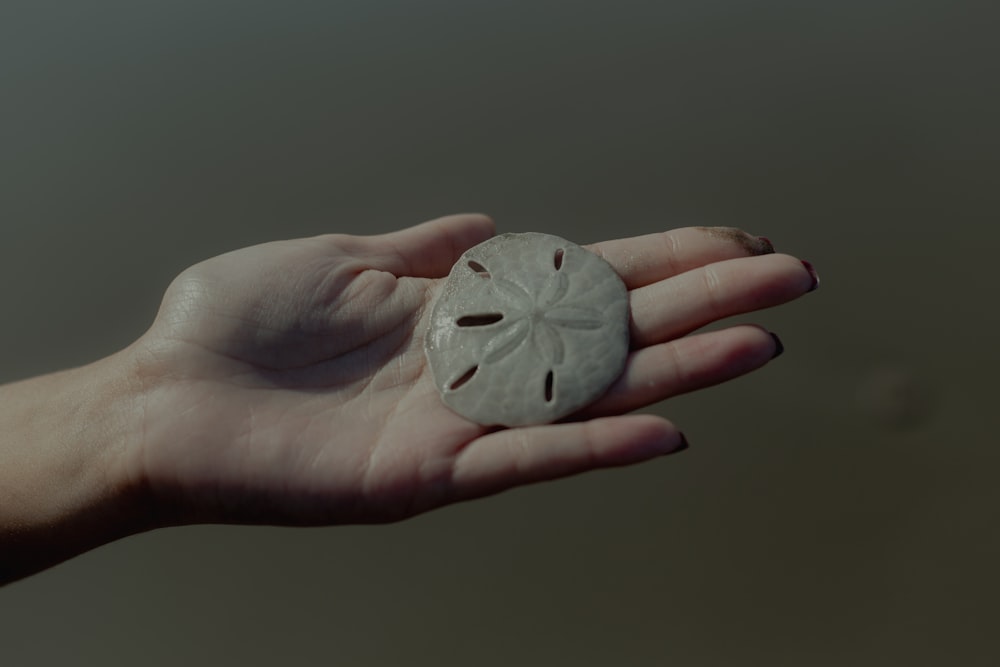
[770, 332, 784, 359]
[697, 227, 774, 255]
[802, 260, 820, 291]
[756, 236, 775, 254]
[673, 432, 690, 453]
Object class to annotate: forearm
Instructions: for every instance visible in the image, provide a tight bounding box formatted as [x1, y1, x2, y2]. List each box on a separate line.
[0, 354, 147, 585]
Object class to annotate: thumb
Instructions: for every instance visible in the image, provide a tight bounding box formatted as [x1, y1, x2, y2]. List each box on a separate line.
[360, 214, 496, 278]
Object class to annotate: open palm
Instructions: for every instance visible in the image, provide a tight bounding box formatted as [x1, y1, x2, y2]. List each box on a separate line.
[129, 214, 815, 527]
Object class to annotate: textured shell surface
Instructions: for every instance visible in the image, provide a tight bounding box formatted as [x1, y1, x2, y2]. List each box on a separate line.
[424, 232, 630, 427]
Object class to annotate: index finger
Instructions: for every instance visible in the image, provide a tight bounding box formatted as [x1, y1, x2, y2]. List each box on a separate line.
[585, 226, 775, 290]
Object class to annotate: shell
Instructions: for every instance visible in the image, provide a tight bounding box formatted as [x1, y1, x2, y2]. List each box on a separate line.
[424, 232, 630, 426]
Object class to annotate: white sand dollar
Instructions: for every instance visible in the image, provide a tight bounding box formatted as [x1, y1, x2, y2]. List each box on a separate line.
[425, 232, 629, 427]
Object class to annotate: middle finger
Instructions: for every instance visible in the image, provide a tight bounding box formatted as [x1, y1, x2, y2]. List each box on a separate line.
[629, 253, 815, 348]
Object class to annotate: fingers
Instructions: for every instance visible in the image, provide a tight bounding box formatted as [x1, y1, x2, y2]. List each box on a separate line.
[360, 214, 496, 278]
[451, 415, 686, 500]
[360, 221, 778, 287]
[581, 325, 781, 418]
[586, 226, 774, 289]
[629, 253, 815, 348]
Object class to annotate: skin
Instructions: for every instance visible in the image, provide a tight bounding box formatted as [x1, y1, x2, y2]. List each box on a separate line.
[0, 214, 817, 584]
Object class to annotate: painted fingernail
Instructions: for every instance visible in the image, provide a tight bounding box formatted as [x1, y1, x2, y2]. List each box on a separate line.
[770, 332, 784, 359]
[802, 260, 820, 291]
[697, 227, 774, 255]
[756, 236, 775, 254]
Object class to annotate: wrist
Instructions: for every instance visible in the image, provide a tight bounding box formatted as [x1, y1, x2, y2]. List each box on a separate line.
[0, 350, 152, 583]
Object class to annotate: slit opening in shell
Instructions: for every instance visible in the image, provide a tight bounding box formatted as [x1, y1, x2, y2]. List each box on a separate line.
[456, 313, 505, 327]
[449, 366, 479, 391]
[468, 260, 490, 278]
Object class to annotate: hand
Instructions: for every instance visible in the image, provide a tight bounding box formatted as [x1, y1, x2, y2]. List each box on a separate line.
[126, 214, 816, 527]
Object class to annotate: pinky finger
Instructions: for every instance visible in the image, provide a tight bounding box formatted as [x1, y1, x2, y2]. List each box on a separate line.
[582, 324, 782, 418]
[451, 415, 686, 501]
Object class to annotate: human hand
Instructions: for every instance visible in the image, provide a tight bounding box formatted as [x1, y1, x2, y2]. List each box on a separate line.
[125, 214, 816, 528]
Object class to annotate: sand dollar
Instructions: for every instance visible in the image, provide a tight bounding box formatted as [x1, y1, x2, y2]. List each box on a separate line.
[424, 232, 630, 427]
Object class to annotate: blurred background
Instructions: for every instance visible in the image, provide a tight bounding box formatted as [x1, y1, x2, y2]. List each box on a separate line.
[1, 1, 998, 664]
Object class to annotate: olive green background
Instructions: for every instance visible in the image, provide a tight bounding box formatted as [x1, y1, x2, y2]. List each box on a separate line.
[1, 1, 998, 665]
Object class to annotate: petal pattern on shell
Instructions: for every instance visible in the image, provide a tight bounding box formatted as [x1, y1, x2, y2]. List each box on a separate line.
[545, 305, 604, 329]
[482, 317, 530, 364]
[532, 320, 564, 366]
[492, 278, 532, 309]
[537, 271, 570, 308]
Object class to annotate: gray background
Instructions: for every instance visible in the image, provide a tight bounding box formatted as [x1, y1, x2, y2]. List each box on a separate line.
[2, 1, 998, 665]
